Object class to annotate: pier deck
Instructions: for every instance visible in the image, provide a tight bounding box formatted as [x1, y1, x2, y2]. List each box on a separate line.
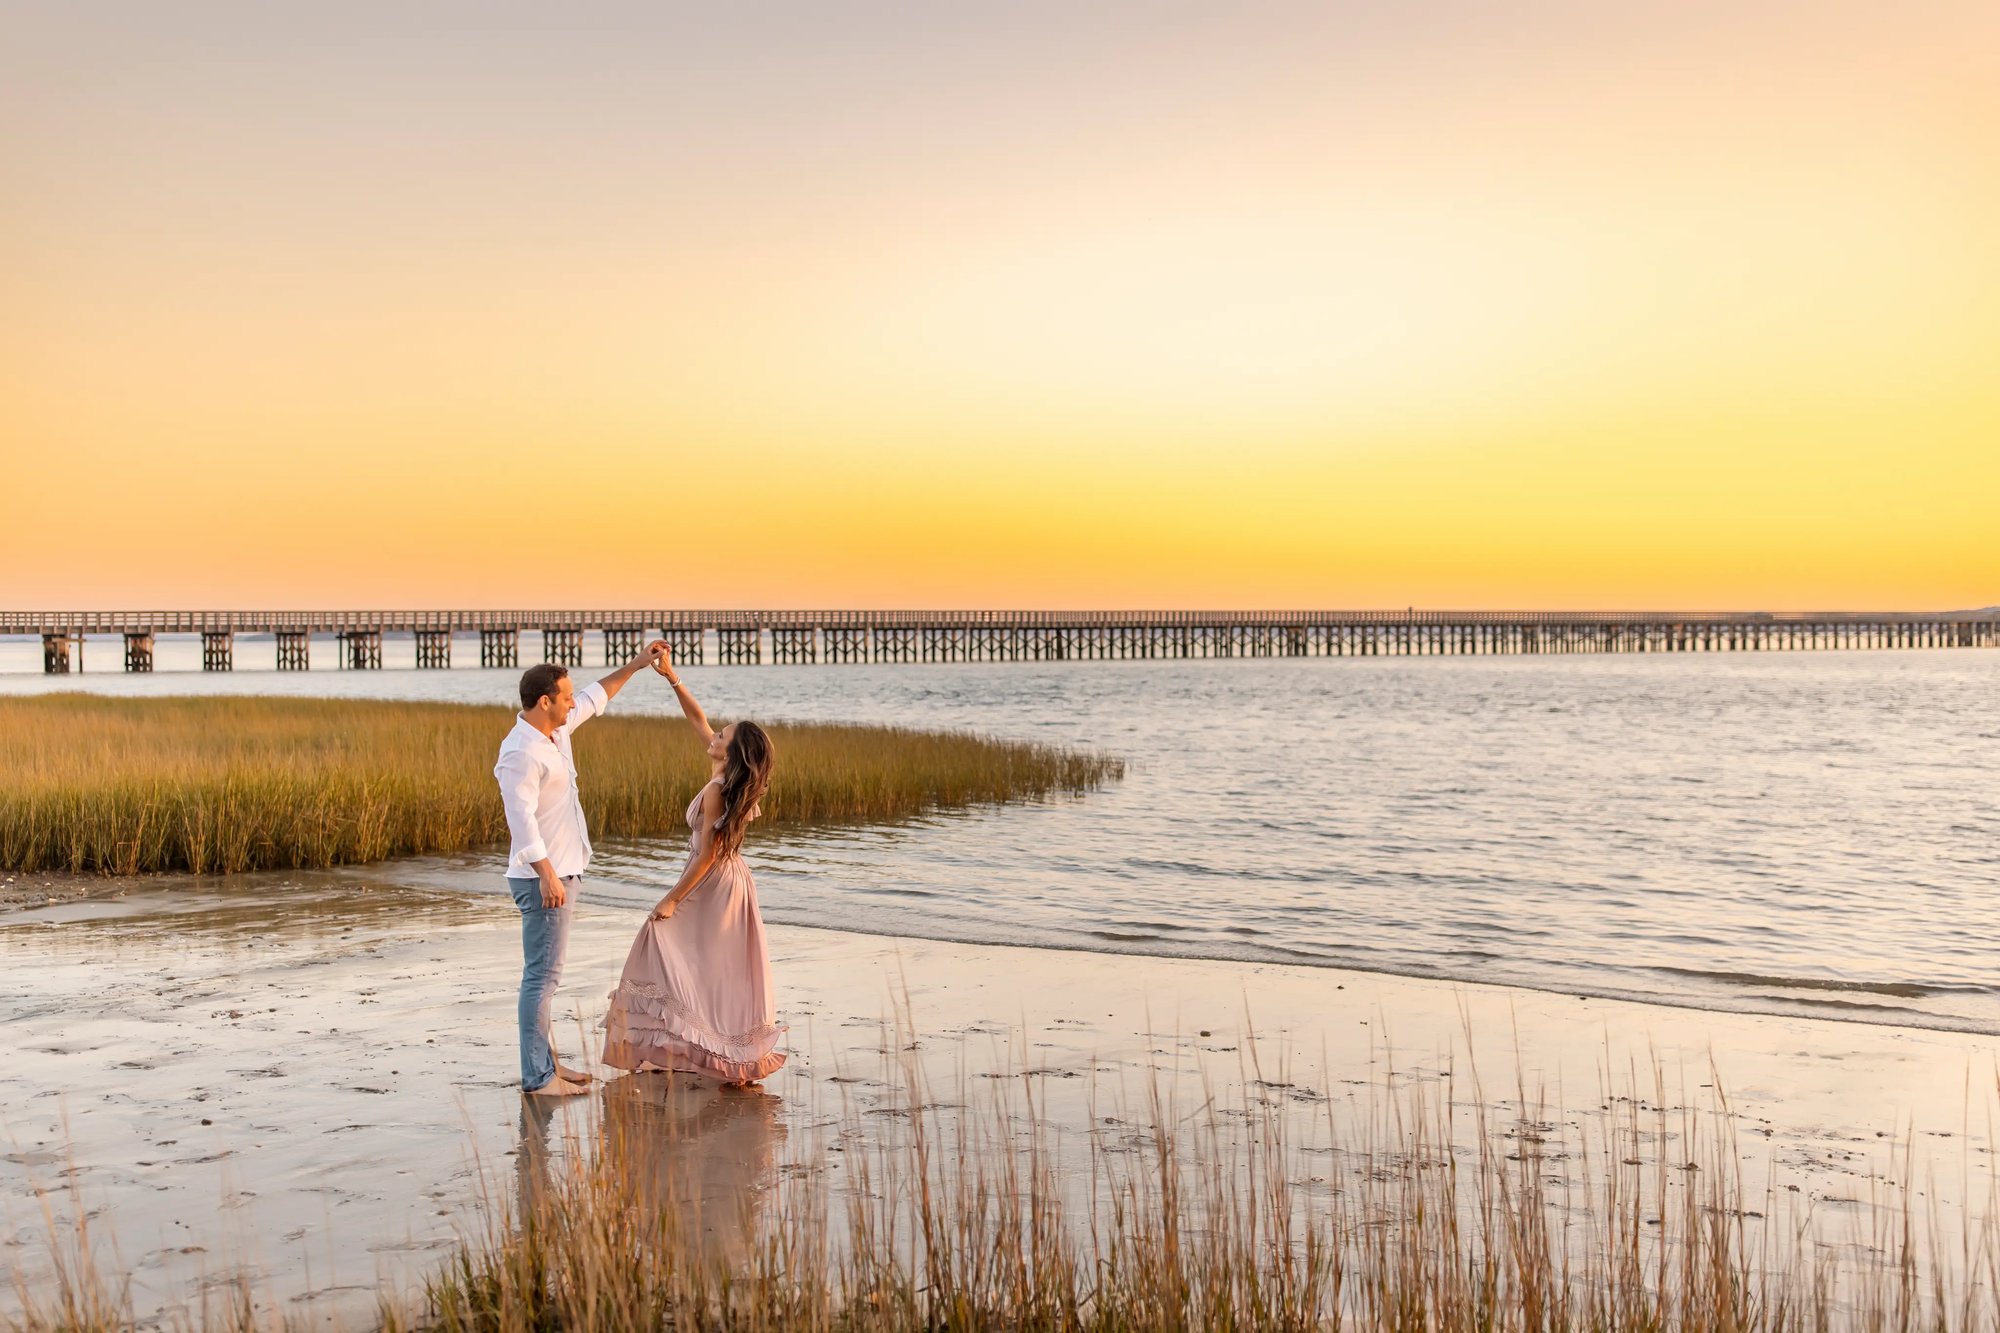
[8, 609, 1995, 673]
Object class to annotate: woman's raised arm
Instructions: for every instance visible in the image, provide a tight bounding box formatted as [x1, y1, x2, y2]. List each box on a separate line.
[655, 648, 716, 746]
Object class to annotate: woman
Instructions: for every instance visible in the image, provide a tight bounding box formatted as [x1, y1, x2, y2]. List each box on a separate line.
[602, 652, 786, 1086]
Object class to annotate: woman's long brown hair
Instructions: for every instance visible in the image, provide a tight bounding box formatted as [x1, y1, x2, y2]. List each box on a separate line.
[714, 721, 773, 856]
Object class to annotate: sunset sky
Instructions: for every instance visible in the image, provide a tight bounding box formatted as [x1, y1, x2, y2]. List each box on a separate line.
[4, 2, 1995, 610]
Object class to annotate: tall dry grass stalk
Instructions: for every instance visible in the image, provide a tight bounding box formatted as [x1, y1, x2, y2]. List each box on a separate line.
[4, 1154, 128, 1333]
[0, 695, 1121, 874]
[389, 1017, 1998, 1333]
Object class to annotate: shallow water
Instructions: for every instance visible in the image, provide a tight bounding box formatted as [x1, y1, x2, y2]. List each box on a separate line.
[5, 638, 1996, 1032]
[9, 879, 1988, 1329]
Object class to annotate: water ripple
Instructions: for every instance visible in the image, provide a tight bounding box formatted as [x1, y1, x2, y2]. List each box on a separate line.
[8, 649, 1996, 1033]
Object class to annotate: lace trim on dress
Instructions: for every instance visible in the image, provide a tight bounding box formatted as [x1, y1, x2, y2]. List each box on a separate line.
[603, 1035, 787, 1084]
[602, 994, 786, 1081]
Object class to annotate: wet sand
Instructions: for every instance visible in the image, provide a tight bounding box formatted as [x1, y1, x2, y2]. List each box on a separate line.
[2, 873, 1994, 1328]
[0, 871, 154, 913]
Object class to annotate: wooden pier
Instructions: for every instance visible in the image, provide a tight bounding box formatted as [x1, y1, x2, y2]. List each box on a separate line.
[7, 609, 1996, 673]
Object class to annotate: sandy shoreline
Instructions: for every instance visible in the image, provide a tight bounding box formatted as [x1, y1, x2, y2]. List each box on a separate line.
[0, 871, 158, 913]
[2, 870, 1995, 1328]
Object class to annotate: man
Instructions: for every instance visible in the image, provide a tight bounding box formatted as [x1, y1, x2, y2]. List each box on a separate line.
[496, 642, 667, 1097]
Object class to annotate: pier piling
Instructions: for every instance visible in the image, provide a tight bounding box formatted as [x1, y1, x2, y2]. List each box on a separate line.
[825, 627, 868, 663]
[339, 629, 383, 670]
[772, 628, 817, 664]
[41, 634, 76, 674]
[663, 629, 703, 666]
[603, 627, 642, 666]
[415, 629, 451, 669]
[275, 631, 310, 672]
[718, 628, 762, 665]
[480, 629, 518, 669]
[542, 628, 582, 667]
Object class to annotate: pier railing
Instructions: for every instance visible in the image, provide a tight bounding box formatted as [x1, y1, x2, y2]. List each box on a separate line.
[7, 609, 1996, 673]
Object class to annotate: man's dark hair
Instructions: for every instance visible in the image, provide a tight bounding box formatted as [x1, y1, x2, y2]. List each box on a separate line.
[519, 662, 570, 711]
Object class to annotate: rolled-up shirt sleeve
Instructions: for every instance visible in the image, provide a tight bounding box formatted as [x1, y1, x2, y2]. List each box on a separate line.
[561, 680, 611, 736]
[495, 749, 549, 869]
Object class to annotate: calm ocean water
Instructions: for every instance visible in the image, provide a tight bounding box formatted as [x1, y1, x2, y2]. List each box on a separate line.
[4, 637, 1995, 1032]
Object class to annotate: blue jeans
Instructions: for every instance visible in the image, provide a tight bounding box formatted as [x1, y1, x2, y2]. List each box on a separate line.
[509, 875, 579, 1091]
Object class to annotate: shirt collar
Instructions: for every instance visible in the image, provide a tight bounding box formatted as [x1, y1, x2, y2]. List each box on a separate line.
[508, 713, 559, 748]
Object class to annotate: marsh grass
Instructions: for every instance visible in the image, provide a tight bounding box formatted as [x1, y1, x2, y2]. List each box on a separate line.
[0, 695, 1121, 875]
[8, 1013, 1997, 1332]
[385, 1018, 1998, 1333]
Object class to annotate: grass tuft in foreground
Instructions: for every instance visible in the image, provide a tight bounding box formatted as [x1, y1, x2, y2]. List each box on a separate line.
[0, 695, 1121, 875]
[384, 1020, 1997, 1333]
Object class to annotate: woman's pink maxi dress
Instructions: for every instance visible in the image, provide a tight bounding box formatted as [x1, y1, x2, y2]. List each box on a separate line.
[603, 780, 787, 1082]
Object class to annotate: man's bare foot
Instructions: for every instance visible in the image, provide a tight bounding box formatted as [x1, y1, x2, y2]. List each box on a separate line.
[555, 1064, 595, 1083]
[525, 1076, 590, 1097]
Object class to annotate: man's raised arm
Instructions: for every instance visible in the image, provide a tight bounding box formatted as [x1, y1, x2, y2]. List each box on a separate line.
[568, 640, 670, 731]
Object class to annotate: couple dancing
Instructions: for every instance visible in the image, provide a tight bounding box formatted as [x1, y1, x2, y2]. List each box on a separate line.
[494, 643, 786, 1098]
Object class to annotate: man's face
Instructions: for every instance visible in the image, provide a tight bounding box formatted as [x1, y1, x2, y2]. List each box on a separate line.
[541, 676, 575, 726]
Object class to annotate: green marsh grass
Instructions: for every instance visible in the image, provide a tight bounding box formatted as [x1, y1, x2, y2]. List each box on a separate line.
[0, 694, 1122, 875]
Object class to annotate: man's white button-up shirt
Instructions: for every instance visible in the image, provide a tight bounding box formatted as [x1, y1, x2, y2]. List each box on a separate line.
[493, 680, 610, 879]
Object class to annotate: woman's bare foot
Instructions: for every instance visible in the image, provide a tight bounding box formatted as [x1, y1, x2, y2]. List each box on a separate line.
[722, 1079, 762, 1090]
[525, 1076, 590, 1097]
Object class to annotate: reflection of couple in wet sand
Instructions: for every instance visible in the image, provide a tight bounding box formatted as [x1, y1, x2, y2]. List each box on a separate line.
[516, 1072, 788, 1256]
[494, 643, 787, 1099]
[517, 1073, 787, 1265]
